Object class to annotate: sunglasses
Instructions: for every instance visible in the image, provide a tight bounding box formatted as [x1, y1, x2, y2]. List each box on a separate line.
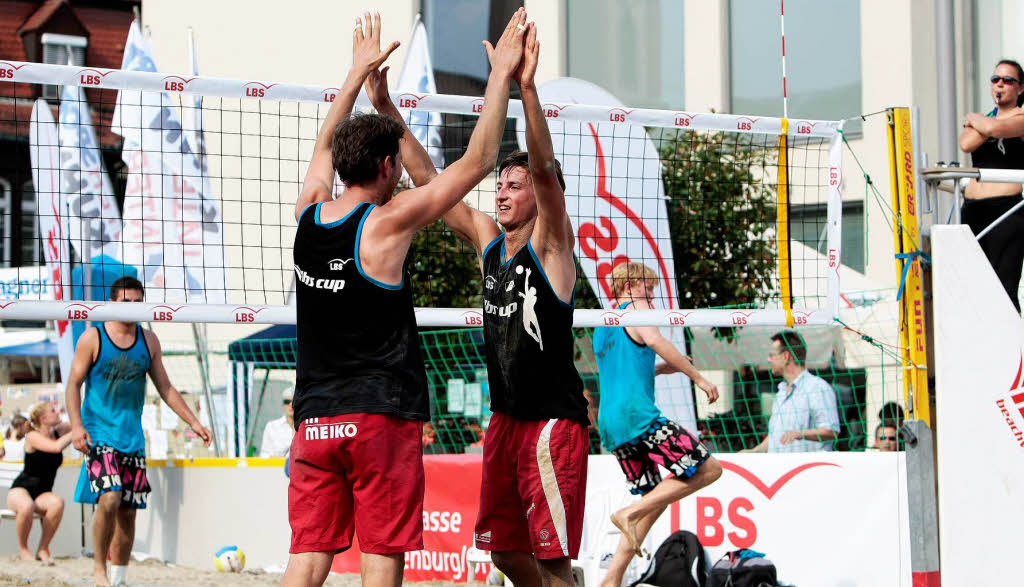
[991, 75, 1020, 85]
[283, 399, 292, 405]
[878, 435, 898, 441]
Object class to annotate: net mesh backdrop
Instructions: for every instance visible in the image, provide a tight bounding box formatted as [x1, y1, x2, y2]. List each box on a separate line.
[0, 62, 842, 327]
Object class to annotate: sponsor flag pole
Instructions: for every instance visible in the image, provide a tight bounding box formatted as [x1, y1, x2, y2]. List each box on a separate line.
[396, 14, 445, 173]
[186, 26, 221, 457]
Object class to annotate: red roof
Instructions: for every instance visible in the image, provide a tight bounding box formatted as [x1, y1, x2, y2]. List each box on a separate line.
[18, 0, 78, 35]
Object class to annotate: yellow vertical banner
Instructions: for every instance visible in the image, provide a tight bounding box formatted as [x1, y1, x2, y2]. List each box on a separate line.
[777, 119, 794, 328]
[887, 107, 931, 425]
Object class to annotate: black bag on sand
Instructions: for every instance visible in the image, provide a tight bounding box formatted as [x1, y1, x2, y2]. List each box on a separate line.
[629, 529, 707, 587]
[707, 549, 777, 587]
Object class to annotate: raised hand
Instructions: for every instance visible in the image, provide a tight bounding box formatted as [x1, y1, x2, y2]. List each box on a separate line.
[516, 22, 539, 90]
[352, 11, 400, 74]
[365, 65, 392, 111]
[482, 8, 527, 78]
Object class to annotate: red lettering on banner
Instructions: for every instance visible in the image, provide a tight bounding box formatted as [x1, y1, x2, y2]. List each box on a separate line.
[322, 87, 340, 103]
[829, 166, 840, 187]
[674, 113, 696, 127]
[795, 121, 813, 134]
[667, 312, 692, 326]
[578, 217, 629, 300]
[608, 108, 632, 123]
[0, 67, 15, 79]
[153, 311, 174, 321]
[471, 100, 484, 113]
[80, 74, 101, 86]
[601, 312, 622, 326]
[696, 496, 724, 547]
[542, 104, 568, 119]
[235, 312, 255, 323]
[461, 311, 483, 326]
[903, 151, 916, 215]
[165, 81, 184, 92]
[736, 117, 759, 131]
[67, 309, 89, 320]
[398, 93, 426, 109]
[726, 497, 757, 548]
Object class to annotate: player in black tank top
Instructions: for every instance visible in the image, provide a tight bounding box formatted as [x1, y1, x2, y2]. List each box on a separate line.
[284, 12, 526, 585]
[384, 22, 588, 585]
[481, 237, 587, 423]
[293, 201, 428, 422]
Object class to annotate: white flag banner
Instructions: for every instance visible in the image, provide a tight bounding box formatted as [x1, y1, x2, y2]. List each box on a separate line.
[29, 99, 75, 381]
[58, 84, 124, 262]
[517, 78, 697, 433]
[113, 20, 226, 303]
[396, 20, 444, 171]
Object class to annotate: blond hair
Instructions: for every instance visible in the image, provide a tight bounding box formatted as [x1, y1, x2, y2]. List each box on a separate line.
[609, 262, 659, 298]
[28, 401, 50, 429]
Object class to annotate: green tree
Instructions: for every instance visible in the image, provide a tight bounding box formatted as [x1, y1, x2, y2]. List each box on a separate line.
[408, 218, 483, 308]
[659, 129, 778, 310]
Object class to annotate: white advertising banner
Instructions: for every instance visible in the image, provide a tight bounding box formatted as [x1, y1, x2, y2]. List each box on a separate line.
[112, 21, 226, 303]
[932, 225, 1024, 586]
[0, 266, 56, 301]
[584, 453, 911, 586]
[29, 99, 75, 380]
[58, 84, 123, 262]
[519, 78, 696, 432]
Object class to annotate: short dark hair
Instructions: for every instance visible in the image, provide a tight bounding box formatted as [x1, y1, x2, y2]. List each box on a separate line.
[110, 276, 144, 301]
[878, 401, 905, 426]
[331, 113, 403, 187]
[771, 330, 807, 365]
[498, 150, 566, 191]
[996, 59, 1024, 107]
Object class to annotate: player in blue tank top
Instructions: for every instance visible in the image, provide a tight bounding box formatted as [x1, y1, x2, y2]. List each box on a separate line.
[65, 276, 211, 587]
[593, 262, 724, 587]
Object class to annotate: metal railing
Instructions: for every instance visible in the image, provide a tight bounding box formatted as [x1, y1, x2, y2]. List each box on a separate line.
[919, 165, 1024, 236]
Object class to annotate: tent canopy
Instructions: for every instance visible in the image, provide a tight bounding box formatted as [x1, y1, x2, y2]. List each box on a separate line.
[227, 324, 296, 367]
[0, 338, 58, 357]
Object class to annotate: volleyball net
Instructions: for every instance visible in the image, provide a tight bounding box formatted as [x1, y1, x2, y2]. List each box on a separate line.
[0, 61, 842, 328]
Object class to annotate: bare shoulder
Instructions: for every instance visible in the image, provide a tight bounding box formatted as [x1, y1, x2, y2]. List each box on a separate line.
[142, 328, 162, 351]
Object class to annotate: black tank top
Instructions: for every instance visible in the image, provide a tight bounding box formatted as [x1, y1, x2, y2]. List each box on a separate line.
[971, 115, 1024, 170]
[12, 431, 63, 495]
[292, 202, 428, 424]
[481, 236, 587, 423]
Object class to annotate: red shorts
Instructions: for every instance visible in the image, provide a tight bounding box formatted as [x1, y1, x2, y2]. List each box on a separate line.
[474, 413, 588, 560]
[288, 413, 424, 554]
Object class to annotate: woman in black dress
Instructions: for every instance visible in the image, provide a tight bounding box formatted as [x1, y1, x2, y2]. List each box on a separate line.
[5, 402, 72, 563]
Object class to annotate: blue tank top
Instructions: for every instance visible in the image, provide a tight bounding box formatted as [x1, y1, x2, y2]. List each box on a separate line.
[593, 302, 661, 450]
[82, 323, 151, 453]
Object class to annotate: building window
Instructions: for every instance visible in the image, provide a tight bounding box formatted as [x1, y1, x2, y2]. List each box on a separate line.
[729, 0, 861, 132]
[790, 200, 864, 273]
[567, 0, 685, 110]
[41, 33, 87, 99]
[0, 177, 10, 267]
[423, 0, 523, 163]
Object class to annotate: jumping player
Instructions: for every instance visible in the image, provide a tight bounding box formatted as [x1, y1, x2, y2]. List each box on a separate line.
[283, 11, 527, 587]
[593, 262, 722, 587]
[380, 21, 588, 587]
[66, 276, 212, 587]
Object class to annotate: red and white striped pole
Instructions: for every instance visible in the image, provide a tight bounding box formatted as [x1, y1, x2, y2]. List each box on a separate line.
[780, 0, 788, 118]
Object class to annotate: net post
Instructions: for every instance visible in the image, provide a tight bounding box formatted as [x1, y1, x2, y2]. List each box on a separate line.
[776, 118, 794, 328]
[887, 107, 931, 426]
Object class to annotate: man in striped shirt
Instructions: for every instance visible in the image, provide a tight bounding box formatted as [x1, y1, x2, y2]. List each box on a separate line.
[744, 330, 840, 453]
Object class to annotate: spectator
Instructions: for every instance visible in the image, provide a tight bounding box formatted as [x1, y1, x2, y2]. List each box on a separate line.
[259, 386, 294, 458]
[743, 331, 840, 453]
[5, 402, 73, 563]
[3, 415, 30, 462]
[959, 58, 1024, 313]
[878, 401, 905, 427]
[874, 423, 900, 452]
[422, 422, 437, 447]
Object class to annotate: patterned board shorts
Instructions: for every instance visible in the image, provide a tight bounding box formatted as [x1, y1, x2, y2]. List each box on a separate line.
[612, 417, 711, 496]
[86, 444, 151, 508]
